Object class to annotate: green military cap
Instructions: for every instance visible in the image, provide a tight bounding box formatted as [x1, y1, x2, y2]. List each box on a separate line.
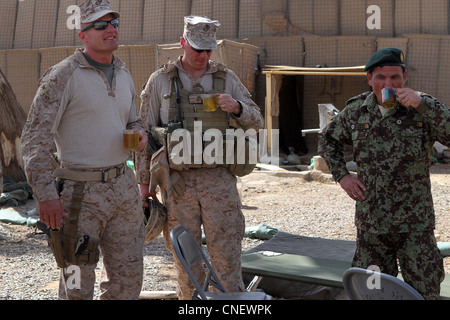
[364, 47, 405, 71]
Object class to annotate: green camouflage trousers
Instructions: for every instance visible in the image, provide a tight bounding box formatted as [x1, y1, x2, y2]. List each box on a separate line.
[352, 229, 445, 300]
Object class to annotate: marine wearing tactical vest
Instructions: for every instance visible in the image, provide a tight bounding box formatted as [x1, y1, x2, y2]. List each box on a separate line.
[153, 60, 257, 176]
[135, 15, 265, 300]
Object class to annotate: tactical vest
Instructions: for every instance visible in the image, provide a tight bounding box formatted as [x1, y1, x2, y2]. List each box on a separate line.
[164, 61, 229, 132]
[164, 62, 228, 171]
[162, 61, 257, 176]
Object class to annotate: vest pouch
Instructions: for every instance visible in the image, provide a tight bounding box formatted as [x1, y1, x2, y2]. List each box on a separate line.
[166, 129, 219, 171]
[167, 130, 191, 171]
[167, 129, 258, 175]
[223, 133, 258, 177]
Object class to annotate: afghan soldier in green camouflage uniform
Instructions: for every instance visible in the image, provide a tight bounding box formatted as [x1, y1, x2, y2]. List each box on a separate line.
[320, 48, 450, 299]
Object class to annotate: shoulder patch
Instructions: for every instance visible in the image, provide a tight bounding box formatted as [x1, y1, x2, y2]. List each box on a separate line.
[39, 82, 50, 95]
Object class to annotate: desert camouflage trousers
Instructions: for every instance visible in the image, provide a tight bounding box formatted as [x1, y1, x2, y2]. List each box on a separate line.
[163, 166, 246, 300]
[58, 166, 145, 300]
[352, 228, 445, 300]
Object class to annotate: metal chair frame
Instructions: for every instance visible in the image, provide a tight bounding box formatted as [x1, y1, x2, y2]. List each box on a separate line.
[170, 225, 270, 300]
[343, 267, 424, 300]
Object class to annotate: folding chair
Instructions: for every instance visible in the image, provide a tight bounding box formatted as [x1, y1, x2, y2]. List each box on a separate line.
[170, 225, 271, 300]
[343, 267, 424, 300]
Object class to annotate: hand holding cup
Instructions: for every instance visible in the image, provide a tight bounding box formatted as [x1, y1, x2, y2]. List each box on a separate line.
[123, 129, 140, 150]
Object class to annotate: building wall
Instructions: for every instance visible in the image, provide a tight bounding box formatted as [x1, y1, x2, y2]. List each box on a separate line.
[1, 0, 449, 153]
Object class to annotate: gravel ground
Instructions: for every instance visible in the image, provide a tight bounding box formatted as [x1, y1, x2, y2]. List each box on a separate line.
[0, 162, 449, 300]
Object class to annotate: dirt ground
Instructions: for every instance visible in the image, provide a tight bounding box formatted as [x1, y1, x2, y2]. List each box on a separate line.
[0, 161, 449, 299]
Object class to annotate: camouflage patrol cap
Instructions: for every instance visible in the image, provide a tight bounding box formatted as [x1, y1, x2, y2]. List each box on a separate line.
[79, 0, 120, 24]
[364, 47, 405, 72]
[183, 16, 220, 50]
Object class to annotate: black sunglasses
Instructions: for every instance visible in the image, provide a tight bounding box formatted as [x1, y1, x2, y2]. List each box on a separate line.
[191, 47, 212, 54]
[82, 19, 119, 32]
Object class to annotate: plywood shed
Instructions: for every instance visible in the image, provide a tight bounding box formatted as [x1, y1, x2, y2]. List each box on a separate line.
[263, 65, 368, 155]
[0, 67, 27, 182]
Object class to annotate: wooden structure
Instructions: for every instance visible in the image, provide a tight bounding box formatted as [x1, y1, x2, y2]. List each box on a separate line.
[263, 65, 367, 154]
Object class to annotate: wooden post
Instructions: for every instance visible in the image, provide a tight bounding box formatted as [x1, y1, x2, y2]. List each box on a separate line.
[138, 290, 178, 300]
[265, 73, 273, 154]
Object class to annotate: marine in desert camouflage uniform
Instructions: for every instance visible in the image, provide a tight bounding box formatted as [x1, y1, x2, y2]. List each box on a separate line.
[320, 48, 450, 299]
[21, 0, 147, 299]
[134, 16, 264, 299]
